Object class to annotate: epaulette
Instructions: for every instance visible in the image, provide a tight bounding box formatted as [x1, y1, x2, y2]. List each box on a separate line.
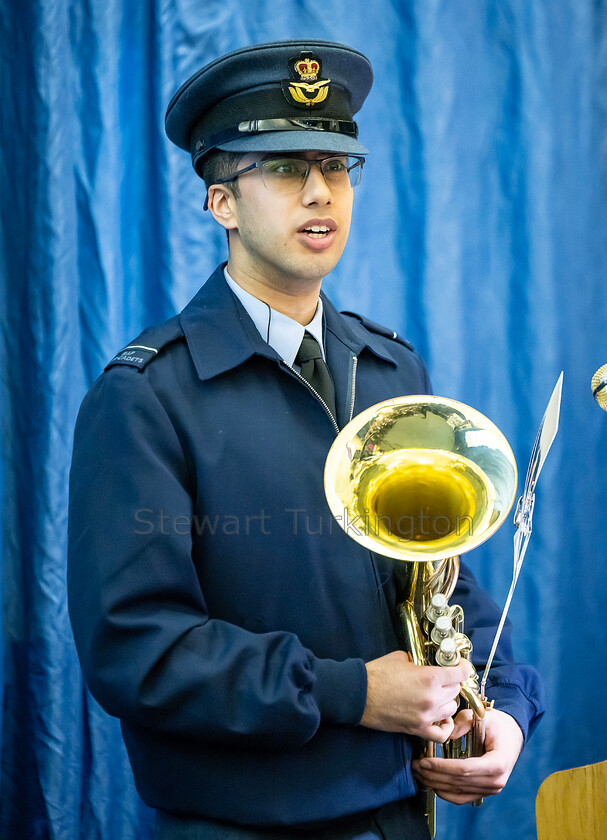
[340, 311, 415, 351]
[105, 315, 184, 372]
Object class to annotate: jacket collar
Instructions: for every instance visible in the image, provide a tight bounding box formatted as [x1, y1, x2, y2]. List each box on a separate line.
[181, 263, 398, 381]
[180, 264, 278, 381]
[321, 293, 399, 366]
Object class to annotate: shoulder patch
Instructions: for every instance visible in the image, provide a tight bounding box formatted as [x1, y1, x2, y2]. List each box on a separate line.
[105, 345, 159, 371]
[340, 311, 415, 351]
[104, 314, 184, 373]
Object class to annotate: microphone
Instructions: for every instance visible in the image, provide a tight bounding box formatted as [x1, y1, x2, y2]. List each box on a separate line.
[591, 364, 607, 411]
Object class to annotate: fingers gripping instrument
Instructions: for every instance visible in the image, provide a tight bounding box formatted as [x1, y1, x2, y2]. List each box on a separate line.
[404, 576, 492, 825]
[425, 592, 492, 760]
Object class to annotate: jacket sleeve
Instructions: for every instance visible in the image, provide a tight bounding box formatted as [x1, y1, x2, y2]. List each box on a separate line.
[67, 365, 367, 750]
[453, 562, 545, 743]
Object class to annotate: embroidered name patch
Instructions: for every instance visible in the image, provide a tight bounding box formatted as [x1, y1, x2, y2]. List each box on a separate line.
[105, 345, 158, 371]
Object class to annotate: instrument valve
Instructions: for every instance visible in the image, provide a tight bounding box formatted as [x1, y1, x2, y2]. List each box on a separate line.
[435, 637, 461, 667]
[425, 593, 450, 623]
[430, 615, 455, 646]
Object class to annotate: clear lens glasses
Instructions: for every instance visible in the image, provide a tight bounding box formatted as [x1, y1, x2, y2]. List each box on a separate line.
[257, 156, 364, 192]
[214, 155, 365, 197]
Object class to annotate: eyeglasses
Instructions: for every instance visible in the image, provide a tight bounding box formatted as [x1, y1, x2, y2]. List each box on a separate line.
[214, 155, 365, 193]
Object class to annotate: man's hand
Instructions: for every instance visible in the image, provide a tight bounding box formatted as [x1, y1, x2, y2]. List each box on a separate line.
[411, 708, 524, 804]
[359, 651, 474, 742]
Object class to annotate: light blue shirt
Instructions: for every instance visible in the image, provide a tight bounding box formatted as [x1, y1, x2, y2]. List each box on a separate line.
[224, 267, 326, 368]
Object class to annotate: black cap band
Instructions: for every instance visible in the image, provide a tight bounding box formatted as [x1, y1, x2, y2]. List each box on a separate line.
[192, 117, 359, 172]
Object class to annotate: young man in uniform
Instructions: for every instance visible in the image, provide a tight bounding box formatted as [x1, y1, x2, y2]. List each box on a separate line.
[68, 41, 544, 840]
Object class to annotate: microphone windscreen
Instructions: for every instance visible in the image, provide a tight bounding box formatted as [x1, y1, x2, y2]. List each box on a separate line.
[591, 364, 607, 411]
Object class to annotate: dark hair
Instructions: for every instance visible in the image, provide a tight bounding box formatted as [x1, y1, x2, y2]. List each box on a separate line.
[199, 150, 243, 198]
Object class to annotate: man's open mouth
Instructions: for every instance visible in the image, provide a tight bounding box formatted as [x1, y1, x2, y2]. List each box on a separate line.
[298, 219, 337, 240]
[301, 225, 331, 238]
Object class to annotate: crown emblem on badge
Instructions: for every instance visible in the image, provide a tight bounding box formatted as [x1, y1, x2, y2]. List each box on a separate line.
[282, 51, 331, 109]
[294, 56, 320, 81]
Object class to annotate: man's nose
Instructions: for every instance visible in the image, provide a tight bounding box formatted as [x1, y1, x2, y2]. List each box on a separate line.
[301, 162, 332, 204]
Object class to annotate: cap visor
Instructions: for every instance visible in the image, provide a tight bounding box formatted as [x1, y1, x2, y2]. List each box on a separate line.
[216, 131, 368, 156]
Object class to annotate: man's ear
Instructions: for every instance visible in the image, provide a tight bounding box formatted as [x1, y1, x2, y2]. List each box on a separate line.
[207, 185, 238, 232]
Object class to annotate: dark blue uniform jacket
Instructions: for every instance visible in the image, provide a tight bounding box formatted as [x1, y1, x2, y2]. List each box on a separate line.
[68, 265, 544, 828]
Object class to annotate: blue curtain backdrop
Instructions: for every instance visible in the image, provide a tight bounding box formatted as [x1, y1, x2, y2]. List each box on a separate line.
[1, 1, 606, 838]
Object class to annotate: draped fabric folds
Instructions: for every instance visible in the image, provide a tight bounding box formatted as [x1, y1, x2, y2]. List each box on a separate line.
[1, 2, 606, 838]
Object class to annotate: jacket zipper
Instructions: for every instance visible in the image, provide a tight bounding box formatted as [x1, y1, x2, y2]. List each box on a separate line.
[286, 365, 340, 433]
[348, 355, 358, 423]
[285, 354, 358, 435]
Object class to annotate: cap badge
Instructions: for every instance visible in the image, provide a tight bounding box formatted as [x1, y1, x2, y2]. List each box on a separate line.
[282, 52, 331, 109]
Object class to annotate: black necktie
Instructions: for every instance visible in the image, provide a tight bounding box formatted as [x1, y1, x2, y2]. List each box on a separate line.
[295, 332, 336, 419]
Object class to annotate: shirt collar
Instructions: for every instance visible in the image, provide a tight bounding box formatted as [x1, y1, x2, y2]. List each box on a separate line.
[179, 264, 398, 382]
[224, 267, 325, 367]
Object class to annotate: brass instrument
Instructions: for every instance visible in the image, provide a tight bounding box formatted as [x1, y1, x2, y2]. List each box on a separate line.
[324, 395, 518, 838]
